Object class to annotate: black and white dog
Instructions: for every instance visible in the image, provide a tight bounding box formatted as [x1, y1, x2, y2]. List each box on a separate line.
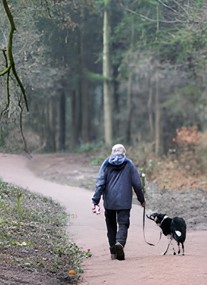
[147, 212, 187, 255]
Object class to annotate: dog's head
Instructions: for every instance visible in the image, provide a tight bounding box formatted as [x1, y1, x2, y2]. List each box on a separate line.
[146, 212, 166, 226]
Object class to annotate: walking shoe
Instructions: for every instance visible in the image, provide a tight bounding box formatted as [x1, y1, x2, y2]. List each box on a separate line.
[111, 254, 117, 260]
[115, 242, 125, 260]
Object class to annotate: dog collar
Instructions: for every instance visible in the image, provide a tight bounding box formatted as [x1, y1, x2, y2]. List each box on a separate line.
[159, 215, 168, 226]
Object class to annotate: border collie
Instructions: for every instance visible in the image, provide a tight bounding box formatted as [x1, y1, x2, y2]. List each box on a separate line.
[147, 212, 186, 255]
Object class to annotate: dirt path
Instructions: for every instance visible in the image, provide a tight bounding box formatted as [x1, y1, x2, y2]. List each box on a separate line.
[0, 153, 207, 285]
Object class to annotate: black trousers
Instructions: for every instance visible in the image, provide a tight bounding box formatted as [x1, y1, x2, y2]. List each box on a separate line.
[104, 209, 130, 254]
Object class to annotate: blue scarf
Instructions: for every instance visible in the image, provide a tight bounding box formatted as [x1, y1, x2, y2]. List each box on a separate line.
[108, 154, 126, 166]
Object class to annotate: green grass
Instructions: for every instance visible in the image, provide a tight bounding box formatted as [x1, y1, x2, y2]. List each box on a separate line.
[0, 180, 91, 283]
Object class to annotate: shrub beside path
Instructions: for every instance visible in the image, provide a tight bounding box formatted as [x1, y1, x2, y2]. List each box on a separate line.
[0, 153, 207, 285]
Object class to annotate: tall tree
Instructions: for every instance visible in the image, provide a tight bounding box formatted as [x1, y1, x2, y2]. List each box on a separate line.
[79, 4, 90, 144]
[103, 0, 113, 146]
[154, 2, 161, 156]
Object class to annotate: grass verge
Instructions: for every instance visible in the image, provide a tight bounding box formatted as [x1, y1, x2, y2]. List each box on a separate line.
[0, 180, 91, 284]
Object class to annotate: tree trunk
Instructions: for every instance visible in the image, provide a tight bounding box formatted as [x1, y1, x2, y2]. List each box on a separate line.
[154, 69, 160, 156]
[81, 78, 90, 143]
[155, 3, 161, 156]
[126, 16, 136, 144]
[148, 81, 154, 140]
[126, 72, 133, 143]
[71, 90, 80, 149]
[80, 6, 90, 144]
[103, 0, 112, 146]
[46, 98, 57, 152]
[59, 89, 66, 151]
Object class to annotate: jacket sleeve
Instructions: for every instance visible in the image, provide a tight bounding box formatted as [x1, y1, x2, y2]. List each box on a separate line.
[131, 163, 145, 204]
[92, 159, 108, 205]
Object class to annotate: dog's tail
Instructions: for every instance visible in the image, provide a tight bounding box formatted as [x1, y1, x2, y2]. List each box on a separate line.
[171, 217, 186, 242]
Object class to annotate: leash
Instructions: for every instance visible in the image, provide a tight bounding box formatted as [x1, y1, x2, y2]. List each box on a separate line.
[143, 206, 162, 246]
[141, 173, 162, 246]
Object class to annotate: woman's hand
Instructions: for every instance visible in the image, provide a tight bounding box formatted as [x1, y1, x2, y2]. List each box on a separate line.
[92, 204, 101, 215]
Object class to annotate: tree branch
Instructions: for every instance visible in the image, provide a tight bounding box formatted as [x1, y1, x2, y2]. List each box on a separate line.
[0, 0, 29, 112]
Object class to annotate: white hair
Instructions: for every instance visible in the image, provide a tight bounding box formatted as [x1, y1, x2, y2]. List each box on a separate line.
[111, 144, 126, 155]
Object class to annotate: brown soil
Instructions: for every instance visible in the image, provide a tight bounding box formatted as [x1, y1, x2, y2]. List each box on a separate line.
[1, 153, 207, 285]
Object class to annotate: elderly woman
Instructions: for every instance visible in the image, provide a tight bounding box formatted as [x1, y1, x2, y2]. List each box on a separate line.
[92, 144, 145, 260]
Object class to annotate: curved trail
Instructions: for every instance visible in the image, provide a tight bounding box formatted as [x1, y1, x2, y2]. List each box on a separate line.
[0, 153, 207, 285]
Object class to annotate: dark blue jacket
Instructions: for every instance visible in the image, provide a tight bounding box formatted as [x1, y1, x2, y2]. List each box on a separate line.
[92, 154, 145, 210]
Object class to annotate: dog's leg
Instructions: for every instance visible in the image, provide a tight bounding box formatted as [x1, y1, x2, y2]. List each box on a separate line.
[163, 239, 172, 255]
[171, 241, 176, 255]
[169, 239, 176, 255]
[181, 243, 185, 256]
[177, 242, 185, 255]
[178, 242, 181, 254]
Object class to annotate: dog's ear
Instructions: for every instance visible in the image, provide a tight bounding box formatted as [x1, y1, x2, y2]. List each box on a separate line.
[146, 210, 153, 220]
[146, 214, 154, 220]
[147, 213, 157, 221]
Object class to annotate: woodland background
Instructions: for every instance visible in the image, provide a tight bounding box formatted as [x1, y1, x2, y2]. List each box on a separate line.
[0, 0, 207, 177]
[1, 2, 207, 284]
